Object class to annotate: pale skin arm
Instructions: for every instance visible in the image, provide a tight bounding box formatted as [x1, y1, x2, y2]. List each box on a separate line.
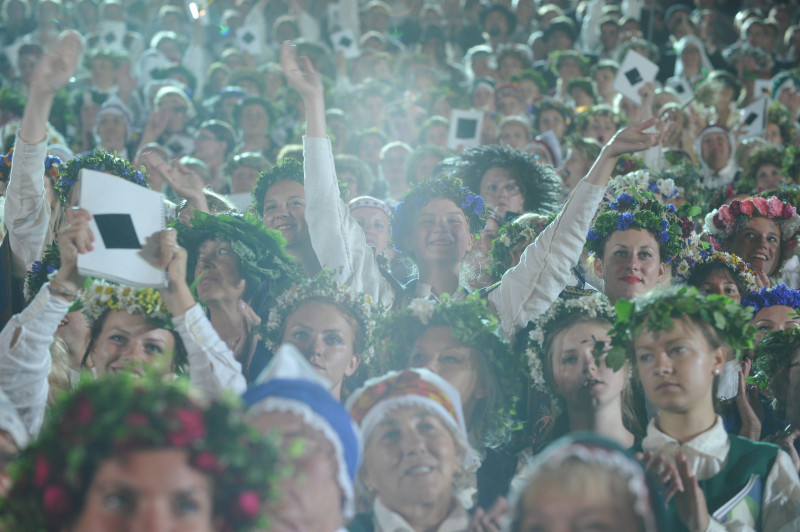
[280, 42, 326, 138]
[19, 31, 83, 143]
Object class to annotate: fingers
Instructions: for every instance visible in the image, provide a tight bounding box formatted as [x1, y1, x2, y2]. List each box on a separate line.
[300, 54, 316, 75]
[59, 207, 95, 254]
[59, 30, 84, 67]
[280, 41, 297, 71]
[239, 299, 262, 328]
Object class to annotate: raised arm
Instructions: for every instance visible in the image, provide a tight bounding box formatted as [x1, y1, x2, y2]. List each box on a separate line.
[490, 119, 664, 337]
[6, 30, 82, 275]
[282, 43, 396, 309]
[154, 230, 247, 396]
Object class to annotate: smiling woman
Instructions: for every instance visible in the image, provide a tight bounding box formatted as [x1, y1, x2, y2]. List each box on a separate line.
[346, 369, 472, 532]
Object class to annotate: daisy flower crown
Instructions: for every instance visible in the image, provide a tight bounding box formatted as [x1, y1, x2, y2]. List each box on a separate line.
[608, 171, 679, 204]
[79, 278, 172, 329]
[586, 190, 701, 262]
[526, 293, 616, 395]
[674, 250, 758, 294]
[391, 176, 487, 254]
[0, 147, 62, 183]
[607, 285, 757, 371]
[703, 196, 800, 253]
[54, 150, 148, 206]
[2, 371, 280, 532]
[489, 214, 554, 282]
[264, 270, 378, 363]
[372, 293, 523, 449]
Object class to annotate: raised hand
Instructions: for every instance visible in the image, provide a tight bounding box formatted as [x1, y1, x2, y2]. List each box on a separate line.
[152, 229, 196, 316]
[603, 118, 671, 158]
[30, 30, 83, 95]
[736, 357, 764, 441]
[280, 41, 323, 102]
[53, 207, 94, 293]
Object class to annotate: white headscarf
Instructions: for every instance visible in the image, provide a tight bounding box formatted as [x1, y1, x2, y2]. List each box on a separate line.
[674, 35, 713, 79]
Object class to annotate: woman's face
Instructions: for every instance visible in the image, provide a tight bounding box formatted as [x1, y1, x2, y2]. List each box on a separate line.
[73, 449, 214, 532]
[250, 411, 343, 532]
[338, 170, 359, 199]
[409, 326, 482, 411]
[194, 238, 246, 305]
[362, 406, 461, 511]
[595, 228, 666, 303]
[549, 321, 624, 411]
[406, 199, 474, 266]
[594, 68, 615, 96]
[755, 163, 783, 191]
[353, 206, 390, 256]
[263, 179, 308, 246]
[696, 268, 741, 303]
[538, 109, 567, 140]
[499, 123, 529, 150]
[584, 115, 616, 144]
[765, 123, 784, 146]
[96, 113, 127, 148]
[230, 165, 260, 194]
[681, 45, 701, 72]
[476, 217, 499, 257]
[752, 305, 800, 341]
[633, 318, 725, 415]
[480, 167, 524, 220]
[90, 311, 176, 375]
[240, 103, 270, 135]
[423, 124, 449, 148]
[282, 302, 359, 397]
[559, 149, 588, 191]
[727, 216, 781, 275]
[518, 478, 643, 532]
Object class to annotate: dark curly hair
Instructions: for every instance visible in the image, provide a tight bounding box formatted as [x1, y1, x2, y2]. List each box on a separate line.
[441, 144, 562, 216]
[250, 157, 304, 216]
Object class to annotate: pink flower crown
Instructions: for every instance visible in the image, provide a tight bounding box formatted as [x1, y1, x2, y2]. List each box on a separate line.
[704, 196, 800, 251]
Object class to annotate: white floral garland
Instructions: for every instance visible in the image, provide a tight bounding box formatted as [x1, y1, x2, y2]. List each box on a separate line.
[673, 250, 758, 293]
[265, 275, 378, 362]
[608, 171, 678, 203]
[80, 279, 171, 327]
[526, 293, 616, 393]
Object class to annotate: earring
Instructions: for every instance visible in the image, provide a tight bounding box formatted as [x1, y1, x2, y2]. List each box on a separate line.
[713, 368, 721, 376]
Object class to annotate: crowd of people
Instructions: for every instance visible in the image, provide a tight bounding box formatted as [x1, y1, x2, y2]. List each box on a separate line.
[0, 0, 799, 530]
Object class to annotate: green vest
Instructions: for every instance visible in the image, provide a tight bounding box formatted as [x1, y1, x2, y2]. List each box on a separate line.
[646, 435, 779, 531]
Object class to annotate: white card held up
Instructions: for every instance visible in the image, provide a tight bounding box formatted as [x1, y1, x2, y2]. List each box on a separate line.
[613, 50, 659, 106]
[236, 24, 265, 56]
[331, 29, 360, 59]
[448, 109, 484, 151]
[739, 98, 767, 139]
[78, 169, 168, 288]
[667, 77, 693, 105]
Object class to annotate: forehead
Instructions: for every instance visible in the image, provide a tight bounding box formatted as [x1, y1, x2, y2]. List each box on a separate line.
[703, 132, 728, 143]
[416, 197, 464, 216]
[352, 206, 390, 222]
[287, 301, 355, 331]
[265, 179, 304, 200]
[633, 317, 694, 346]
[604, 227, 659, 249]
[482, 166, 515, 182]
[754, 304, 797, 321]
[740, 216, 780, 234]
[101, 310, 164, 335]
[414, 325, 469, 351]
[198, 237, 233, 253]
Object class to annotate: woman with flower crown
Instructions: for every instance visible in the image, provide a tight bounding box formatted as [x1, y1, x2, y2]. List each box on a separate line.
[0, 207, 251, 439]
[585, 189, 700, 304]
[527, 293, 641, 452]
[703, 195, 800, 283]
[263, 271, 376, 400]
[284, 41, 664, 337]
[1, 370, 279, 532]
[608, 286, 800, 531]
[176, 210, 303, 380]
[372, 294, 525, 512]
